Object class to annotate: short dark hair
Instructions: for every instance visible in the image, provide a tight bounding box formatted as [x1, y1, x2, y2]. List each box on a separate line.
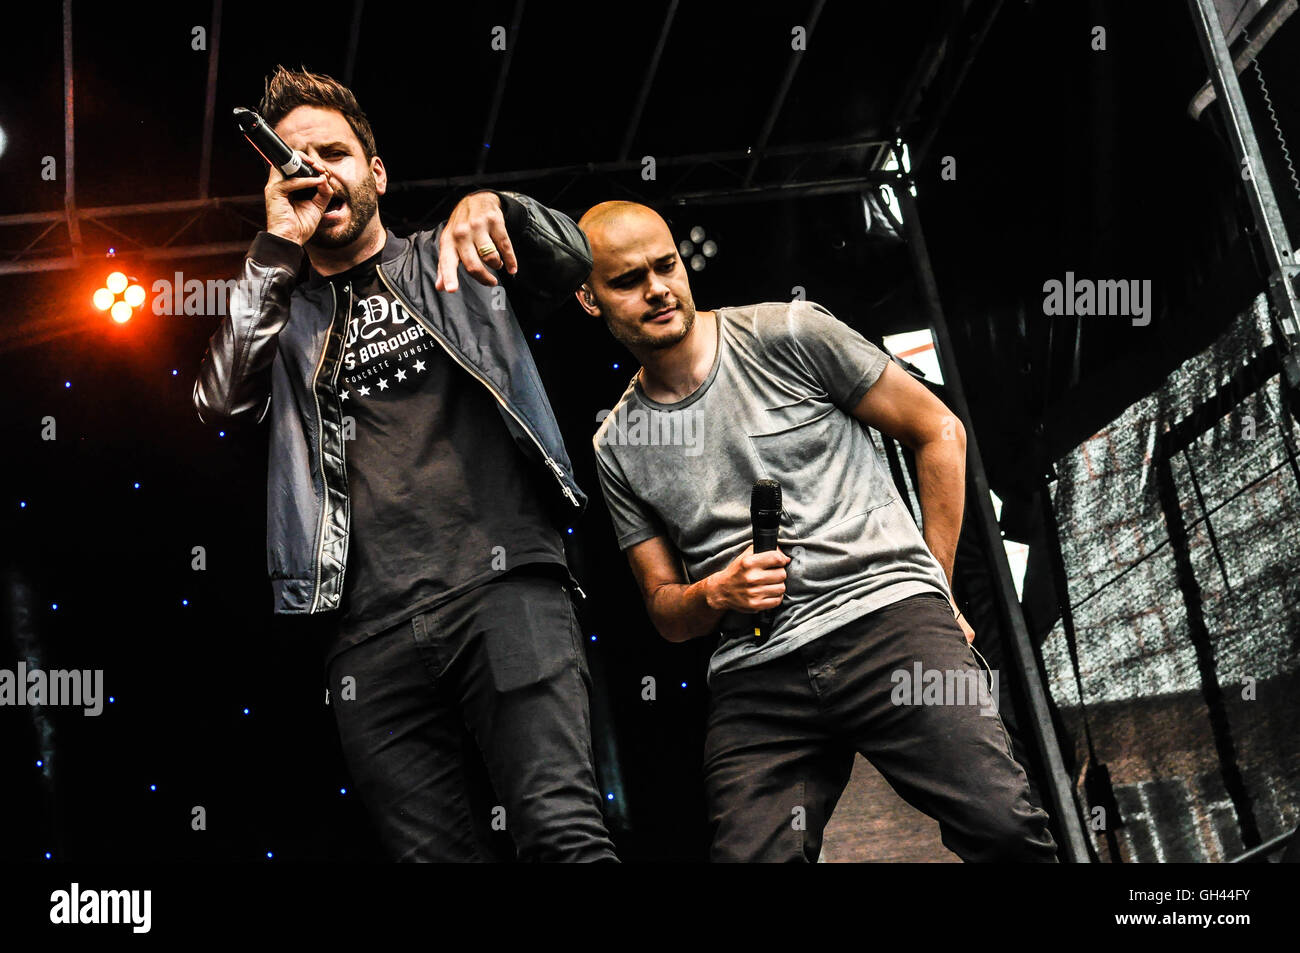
[258, 65, 377, 159]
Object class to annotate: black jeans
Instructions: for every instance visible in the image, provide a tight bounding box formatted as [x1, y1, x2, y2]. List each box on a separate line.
[704, 591, 1059, 862]
[327, 568, 617, 862]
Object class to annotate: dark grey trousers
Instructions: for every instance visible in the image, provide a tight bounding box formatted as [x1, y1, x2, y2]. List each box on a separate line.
[327, 569, 617, 862]
[703, 591, 1060, 862]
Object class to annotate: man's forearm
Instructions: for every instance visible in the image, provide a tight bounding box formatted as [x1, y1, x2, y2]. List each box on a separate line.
[192, 231, 302, 427]
[913, 432, 967, 590]
[645, 577, 726, 643]
[487, 190, 592, 307]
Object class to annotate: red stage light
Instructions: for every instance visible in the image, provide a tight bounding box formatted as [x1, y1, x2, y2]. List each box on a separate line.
[95, 268, 147, 323]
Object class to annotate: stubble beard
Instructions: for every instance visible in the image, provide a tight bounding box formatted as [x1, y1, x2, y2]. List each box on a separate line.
[609, 297, 698, 352]
[308, 172, 379, 250]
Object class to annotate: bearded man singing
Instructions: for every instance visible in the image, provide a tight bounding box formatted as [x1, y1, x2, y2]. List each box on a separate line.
[194, 67, 616, 862]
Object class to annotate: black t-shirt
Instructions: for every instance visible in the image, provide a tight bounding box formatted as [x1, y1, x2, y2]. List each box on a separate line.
[322, 249, 569, 662]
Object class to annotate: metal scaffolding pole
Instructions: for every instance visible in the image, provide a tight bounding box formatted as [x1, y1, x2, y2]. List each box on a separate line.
[618, 0, 679, 162]
[895, 182, 1093, 863]
[343, 0, 365, 87]
[61, 0, 81, 264]
[477, 0, 525, 174]
[0, 137, 892, 275]
[1188, 0, 1300, 386]
[742, 0, 826, 187]
[197, 0, 223, 199]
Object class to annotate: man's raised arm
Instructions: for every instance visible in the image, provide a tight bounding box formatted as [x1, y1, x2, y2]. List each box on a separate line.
[436, 190, 592, 316]
[191, 233, 303, 427]
[192, 158, 335, 427]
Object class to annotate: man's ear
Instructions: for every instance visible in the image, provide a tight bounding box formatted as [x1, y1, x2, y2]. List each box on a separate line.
[371, 155, 387, 195]
[575, 282, 600, 317]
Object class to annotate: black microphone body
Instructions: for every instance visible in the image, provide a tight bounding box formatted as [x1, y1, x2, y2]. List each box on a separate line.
[233, 106, 320, 200]
[750, 479, 783, 645]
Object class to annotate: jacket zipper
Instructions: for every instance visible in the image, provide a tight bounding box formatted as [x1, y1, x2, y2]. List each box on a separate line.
[374, 265, 581, 509]
[308, 282, 340, 613]
[307, 270, 586, 612]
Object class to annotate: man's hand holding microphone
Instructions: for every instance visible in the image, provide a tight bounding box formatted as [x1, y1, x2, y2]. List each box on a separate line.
[703, 544, 791, 617]
[264, 160, 337, 246]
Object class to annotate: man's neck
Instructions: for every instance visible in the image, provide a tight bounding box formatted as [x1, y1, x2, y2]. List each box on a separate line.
[307, 218, 387, 277]
[636, 310, 717, 404]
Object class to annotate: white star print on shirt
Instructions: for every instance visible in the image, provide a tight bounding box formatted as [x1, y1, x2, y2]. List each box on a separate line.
[395, 369, 407, 382]
[377, 378, 389, 391]
[413, 360, 427, 373]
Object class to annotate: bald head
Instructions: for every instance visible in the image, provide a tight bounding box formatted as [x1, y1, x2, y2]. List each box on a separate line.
[578, 201, 672, 253]
[575, 200, 697, 353]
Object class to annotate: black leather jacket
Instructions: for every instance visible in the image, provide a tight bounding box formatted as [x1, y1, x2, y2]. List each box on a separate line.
[192, 191, 591, 615]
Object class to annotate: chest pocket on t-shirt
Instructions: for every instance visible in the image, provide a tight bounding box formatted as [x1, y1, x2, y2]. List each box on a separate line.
[746, 397, 895, 537]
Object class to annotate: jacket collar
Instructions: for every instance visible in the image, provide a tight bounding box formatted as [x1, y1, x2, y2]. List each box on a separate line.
[303, 225, 410, 290]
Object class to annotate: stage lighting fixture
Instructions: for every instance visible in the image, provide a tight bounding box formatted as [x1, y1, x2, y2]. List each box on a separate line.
[875, 141, 916, 232]
[679, 226, 719, 272]
[95, 267, 148, 323]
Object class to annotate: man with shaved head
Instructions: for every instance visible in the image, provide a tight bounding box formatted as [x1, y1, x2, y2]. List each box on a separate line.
[578, 201, 1058, 862]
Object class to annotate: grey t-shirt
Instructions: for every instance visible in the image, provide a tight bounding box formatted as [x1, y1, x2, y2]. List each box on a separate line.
[593, 300, 954, 681]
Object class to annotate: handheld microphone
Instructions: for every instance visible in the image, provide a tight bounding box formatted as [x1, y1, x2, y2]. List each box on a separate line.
[233, 106, 320, 201]
[750, 479, 783, 644]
